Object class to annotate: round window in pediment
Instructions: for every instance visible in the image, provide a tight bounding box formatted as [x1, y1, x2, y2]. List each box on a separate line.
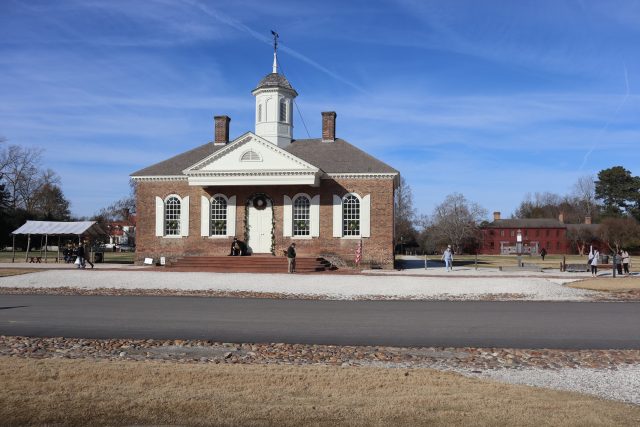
[241, 150, 262, 162]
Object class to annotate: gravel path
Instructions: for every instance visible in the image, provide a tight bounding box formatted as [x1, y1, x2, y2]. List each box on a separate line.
[468, 366, 640, 405]
[0, 269, 598, 301]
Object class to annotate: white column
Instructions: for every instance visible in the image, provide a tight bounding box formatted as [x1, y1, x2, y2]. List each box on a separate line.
[361, 194, 371, 238]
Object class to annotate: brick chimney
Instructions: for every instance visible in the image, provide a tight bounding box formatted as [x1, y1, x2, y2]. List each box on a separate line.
[214, 115, 231, 145]
[585, 216, 592, 225]
[493, 211, 501, 221]
[322, 111, 337, 142]
[558, 212, 564, 223]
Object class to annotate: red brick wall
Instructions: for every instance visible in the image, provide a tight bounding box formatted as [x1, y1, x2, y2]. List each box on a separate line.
[480, 227, 569, 254]
[135, 178, 395, 268]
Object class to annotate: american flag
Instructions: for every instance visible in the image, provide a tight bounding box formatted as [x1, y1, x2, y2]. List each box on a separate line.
[355, 239, 362, 265]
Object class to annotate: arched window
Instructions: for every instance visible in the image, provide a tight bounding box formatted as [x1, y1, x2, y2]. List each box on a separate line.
[257, 104, 262, 122]
[342, 194, 360, 236]
[241, 150, 261, 162]
[164, 196, 181, 236]
[279, 99, 287, 122]
[293, 195, 310, 236]
[211, 196, 227, 236]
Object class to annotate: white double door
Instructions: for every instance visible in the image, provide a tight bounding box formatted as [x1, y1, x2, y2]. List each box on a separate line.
[247, 198, 273, 254]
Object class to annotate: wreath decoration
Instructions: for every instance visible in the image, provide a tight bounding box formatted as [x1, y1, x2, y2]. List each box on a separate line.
[253, 195, 268, 210]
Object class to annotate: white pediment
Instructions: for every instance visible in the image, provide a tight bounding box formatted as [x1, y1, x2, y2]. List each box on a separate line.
[183, 132, 320, 186]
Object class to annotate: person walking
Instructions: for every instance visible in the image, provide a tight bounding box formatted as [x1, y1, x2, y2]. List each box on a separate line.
[590, 249, 600, 277]
[442, 245, 453, 272]
[76, 244, 85, 269]
[615, 250, 623, 275]
[621, 249, 630, 275]
[540, 247, 547, 261]
[286, 242, 296, 273]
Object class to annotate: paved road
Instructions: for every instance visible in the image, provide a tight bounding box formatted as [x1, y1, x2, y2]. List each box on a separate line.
[0, 295, 639, 348]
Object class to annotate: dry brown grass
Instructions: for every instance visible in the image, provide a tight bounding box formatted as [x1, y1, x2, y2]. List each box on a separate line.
[569, 277, 640, 292]
[1, 357, 638, 426]
[0, 269, 33, 277]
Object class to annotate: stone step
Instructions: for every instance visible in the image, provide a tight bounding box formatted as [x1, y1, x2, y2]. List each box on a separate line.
[168, 256, 332, 273]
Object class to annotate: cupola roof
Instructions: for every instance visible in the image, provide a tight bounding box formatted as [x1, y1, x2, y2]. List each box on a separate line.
[253, 73, 298, 95]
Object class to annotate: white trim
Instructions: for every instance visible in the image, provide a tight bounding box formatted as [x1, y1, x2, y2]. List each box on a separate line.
[324, 173, 397, 180]
[131, 176, 188, 182]
[227, 195, 236, 237]
[291, 193, 312, 238]
[200, 195, 210, 237]
[342, 193, 362, 239]
[310, 194, 320, 237]
[291, 235, 312, 240]
[332, 195, 342, 237]
[361, 194, 371, 238]
[183, 132, 318, 173]
[155, 197, 164, 237]
[180, 195, 190, 237]
[188, 172, 319, 186]
[283, 195, 292, 237]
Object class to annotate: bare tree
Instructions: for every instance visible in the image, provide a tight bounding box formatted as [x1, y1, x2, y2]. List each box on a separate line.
[597, 217, 640, 253]
[394, 176, 417, 250]
[566, 226, 597, 256]
[429, 193, 487, 254]
[571, 175, 597, 219]
[0, 144, 44, 210]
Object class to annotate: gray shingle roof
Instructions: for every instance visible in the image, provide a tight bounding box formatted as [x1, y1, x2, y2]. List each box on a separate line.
[486, 218, 566, 228]
[130, 142, 223, 176]
[254, 73, 297, 94]
[130, 137, 399, 177]
[285, 138, 398, 174]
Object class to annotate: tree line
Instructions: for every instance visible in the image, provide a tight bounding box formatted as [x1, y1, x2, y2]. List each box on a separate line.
[0, 138, 135, 249]
[395, 166, 640, 255]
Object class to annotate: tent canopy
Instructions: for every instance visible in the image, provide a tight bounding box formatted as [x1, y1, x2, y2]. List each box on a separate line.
[12, 221, 106, 237]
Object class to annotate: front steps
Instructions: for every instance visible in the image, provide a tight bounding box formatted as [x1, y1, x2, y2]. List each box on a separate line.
[167, 255, 333, 273]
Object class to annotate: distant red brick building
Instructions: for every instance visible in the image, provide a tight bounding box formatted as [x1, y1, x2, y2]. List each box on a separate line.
[480, 212, 571, 255]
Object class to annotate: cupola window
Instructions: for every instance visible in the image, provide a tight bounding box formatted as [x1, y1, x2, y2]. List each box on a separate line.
[279, 99, 287, 122]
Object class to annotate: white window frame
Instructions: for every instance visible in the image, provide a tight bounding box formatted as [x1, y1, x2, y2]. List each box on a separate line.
[210, 194, 228, 237]
[292, 193, 311, 238]
[333, 193, 370, 239]
[156, 194, 189, 239]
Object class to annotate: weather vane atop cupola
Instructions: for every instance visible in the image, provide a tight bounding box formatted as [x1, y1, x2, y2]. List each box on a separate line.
[270, 30, 279, 74]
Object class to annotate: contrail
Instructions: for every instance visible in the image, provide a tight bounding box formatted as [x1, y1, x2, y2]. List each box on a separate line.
[183, 0, 367, 94]
[579, 65, 631, 171]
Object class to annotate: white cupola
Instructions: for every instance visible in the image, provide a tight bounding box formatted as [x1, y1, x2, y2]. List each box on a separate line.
[251, 43, 298, 148]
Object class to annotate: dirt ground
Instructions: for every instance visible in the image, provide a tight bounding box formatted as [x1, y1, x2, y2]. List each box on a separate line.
[1, 357, 638, 426]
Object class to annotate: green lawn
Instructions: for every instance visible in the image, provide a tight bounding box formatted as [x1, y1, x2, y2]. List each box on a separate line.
[0, 250, 135, 264]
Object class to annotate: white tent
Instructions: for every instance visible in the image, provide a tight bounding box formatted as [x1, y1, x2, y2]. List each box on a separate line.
[11, 220, 106, 263]
[12, 221, 105, 236]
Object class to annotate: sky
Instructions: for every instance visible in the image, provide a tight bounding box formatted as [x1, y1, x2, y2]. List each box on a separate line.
[1, 0, 639, 219]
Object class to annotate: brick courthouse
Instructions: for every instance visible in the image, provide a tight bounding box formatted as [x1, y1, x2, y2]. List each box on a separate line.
[131, 52, 399, 268]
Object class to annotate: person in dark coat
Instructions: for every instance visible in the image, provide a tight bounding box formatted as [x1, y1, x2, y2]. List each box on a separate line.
[287, 243, 296, 273]
[540, 248, 547, 261]
[230, 237, 241, 256]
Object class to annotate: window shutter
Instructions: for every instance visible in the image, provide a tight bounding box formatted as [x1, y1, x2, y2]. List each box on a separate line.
[283, 195, 292, 237]
[180, 196, 190, 237]
[226, 196, 236, 236]
[333, 194, 342, 237]
[361, 194, 371, 238]
[201, 195, 210, 237]
[155, 197, 164, 237]
[310, 195, 320, 237]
